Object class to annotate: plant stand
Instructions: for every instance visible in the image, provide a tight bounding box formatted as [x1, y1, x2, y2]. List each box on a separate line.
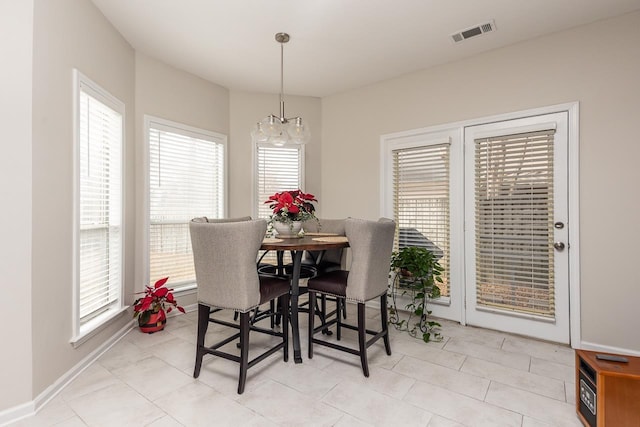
[387, 273, 442, 342]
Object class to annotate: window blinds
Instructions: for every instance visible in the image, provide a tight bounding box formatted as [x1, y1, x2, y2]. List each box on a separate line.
[256, 144, 302, 220]
[474, 129, 555, 317]
[149, 124, 225, 288]
[78, 89, 123, 324]
[256, 144, 302, 264]
[393, 143, 450, 297]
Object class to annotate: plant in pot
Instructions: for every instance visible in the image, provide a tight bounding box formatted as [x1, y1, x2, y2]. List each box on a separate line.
[388, 246, 443, 342]
[265, 189, 318, 237]
[133, 277, 185, 333]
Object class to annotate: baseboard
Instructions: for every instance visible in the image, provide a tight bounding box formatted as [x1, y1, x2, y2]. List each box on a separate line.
[0, 321, 134, 427]
[0, 401, 35, 427]
[579, 340, 640, 357]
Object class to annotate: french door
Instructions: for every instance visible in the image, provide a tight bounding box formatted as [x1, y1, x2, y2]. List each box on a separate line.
[463, 112, 569, 343]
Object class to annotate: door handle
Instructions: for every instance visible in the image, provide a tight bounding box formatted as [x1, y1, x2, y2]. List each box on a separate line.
[554, 242, 565, 251]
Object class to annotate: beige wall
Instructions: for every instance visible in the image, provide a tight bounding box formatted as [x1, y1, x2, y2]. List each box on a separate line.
[30, 0, 136, 397]
[228, 91, 322, 217]
[321, 11, 640, 352]
[134, 52, 229, 308]
[0, 0, 34, 412]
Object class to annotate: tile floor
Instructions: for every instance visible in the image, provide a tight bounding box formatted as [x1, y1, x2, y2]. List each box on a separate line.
[10, 302, 582, 427]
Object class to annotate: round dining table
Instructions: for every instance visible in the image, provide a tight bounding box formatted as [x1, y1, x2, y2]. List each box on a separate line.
[261, 233, 349, 363]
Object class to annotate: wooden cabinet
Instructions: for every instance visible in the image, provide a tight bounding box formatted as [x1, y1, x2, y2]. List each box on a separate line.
[575, 349, 640, 426]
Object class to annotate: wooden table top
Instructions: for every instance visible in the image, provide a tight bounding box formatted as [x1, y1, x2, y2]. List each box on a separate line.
[261, 234, 349, 251]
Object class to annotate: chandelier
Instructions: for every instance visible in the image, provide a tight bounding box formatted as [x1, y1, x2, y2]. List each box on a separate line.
[252, 33, 310, 146]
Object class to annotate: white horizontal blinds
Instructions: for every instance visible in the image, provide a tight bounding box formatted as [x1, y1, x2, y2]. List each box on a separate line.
[256, 144, 302, 264]
[393, 144, 450, 297]
[149, 124, 224, 287]
[256, 145, 302, 219]
[78, 89, 123, 324]
[474, 129, 555, 317]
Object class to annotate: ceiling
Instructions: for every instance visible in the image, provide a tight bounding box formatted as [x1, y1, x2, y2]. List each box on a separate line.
[91, 0, 640, 97]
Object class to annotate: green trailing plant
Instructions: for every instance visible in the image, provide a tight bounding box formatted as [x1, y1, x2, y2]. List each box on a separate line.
[388, 246, 443, 342]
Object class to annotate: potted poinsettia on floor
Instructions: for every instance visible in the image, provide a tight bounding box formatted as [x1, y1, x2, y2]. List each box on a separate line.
[133, 277, 185, 333]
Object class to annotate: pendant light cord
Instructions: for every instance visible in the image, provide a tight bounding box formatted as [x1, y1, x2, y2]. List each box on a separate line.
[279, 41, 285, 120]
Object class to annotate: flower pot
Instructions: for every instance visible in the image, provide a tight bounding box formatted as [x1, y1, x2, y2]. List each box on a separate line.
[273, 221, 303, 238]
[138, 309, 166, 333]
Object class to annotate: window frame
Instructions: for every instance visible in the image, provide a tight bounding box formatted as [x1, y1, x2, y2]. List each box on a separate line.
[71, 70, 126, 345]
[143, 115, 228, 294]
[381, 126, 464, 321]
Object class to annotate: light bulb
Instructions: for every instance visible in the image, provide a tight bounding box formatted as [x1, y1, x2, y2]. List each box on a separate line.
[269, 132, 289, 147]
[251, 122, 269, 142]
[286, 117, 310, 144]
[261, 115, 282, 137]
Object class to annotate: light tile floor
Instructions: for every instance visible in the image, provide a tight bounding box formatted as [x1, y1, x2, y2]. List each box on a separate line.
[10, 303, 582, 427]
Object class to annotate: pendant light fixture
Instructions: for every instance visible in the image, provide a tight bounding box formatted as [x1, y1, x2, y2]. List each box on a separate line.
[251, 32, 310, 146]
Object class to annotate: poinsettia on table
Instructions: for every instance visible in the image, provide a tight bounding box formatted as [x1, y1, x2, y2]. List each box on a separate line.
[265, 190, 317, 236]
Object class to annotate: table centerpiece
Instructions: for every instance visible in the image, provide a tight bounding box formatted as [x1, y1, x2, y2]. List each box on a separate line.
[265, 189, 317, 237]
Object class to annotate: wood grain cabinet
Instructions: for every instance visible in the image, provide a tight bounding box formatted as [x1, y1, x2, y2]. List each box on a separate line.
[575, 349, 640, 426]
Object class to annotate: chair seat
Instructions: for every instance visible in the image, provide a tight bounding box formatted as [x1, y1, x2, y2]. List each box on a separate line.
[307, 270, 348, 297]
[259, 275, 290, 305]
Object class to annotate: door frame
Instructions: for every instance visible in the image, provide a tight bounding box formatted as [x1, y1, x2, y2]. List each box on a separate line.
[380, 102, 580, 346]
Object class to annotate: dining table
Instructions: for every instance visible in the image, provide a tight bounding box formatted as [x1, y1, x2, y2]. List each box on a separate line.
[261, 233, 349, 363]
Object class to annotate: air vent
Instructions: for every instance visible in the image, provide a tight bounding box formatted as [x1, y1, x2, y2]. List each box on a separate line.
[451, 20, 496, 43]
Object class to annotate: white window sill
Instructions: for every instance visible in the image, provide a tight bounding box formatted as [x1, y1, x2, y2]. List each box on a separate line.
[70, 306, 129, 348]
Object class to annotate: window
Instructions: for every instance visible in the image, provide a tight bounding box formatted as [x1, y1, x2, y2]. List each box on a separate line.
[146, 117, 226, 290]
[255, 143, 304, 219]
[392, 143, 451, 297]
[473, 129, 556, 316]
[255, 143, 303, 264]
[73, 71, 124, 341]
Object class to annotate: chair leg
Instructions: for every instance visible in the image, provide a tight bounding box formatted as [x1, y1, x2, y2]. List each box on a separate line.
[282, 293, 289, 362]
[380, 293, 392, 355]
[270, 299, 276, 328]
[357, 302, 369, 377]
[336, 298, 342, 341]
[193, 303, 210, 378]
[308, 291, 315, 359]
[320, 295, 327, 333]
[238, 312, 250, 394]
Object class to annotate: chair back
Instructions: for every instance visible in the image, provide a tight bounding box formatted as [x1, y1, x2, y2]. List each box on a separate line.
[190, 218, 267, 312]
[345, 218, 396, 302]
[303, 218, 346, 266]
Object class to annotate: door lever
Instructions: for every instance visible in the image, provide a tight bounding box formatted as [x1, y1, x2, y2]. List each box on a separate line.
[554, 242, 565, 251]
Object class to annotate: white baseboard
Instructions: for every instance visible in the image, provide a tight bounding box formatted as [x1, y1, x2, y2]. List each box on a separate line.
[0, 401, 34, 427]
[578, 340, 640, 357]
[0, 321, 134, 427]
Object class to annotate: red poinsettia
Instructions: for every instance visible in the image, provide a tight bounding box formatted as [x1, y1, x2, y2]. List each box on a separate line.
[133, 277, 185, 321]
[265, 190, 317, 223]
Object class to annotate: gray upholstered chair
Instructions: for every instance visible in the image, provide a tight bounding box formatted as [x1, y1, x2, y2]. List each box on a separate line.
[190, 218, 290, 394]
[301, 218, 347, 275]
[307, 218, 395, 376]
[300, 218, 348, 326]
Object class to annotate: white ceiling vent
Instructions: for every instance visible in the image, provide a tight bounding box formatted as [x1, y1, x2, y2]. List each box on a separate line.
[451, 20, 496, 43]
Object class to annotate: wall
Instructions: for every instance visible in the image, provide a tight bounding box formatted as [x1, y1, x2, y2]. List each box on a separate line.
[321, 11, 640, 352]
[0, 0, 34, 413]
[30, 0, 136, 397]
[228, 91, 322, 217]
[134, 52, 229, 307]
